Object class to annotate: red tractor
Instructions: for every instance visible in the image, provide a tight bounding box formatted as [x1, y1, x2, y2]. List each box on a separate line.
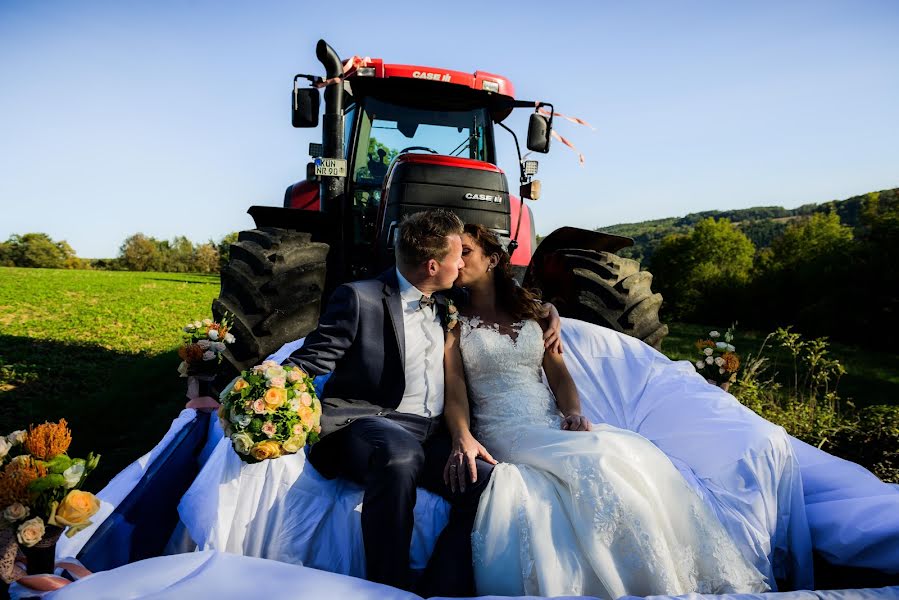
[214, 40, 667, 374]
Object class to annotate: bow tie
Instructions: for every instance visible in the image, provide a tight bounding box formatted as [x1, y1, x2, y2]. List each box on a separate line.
[418, 295, 436, 311]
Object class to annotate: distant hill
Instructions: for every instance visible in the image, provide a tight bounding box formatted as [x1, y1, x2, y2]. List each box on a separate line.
[598, 188, 897, 263]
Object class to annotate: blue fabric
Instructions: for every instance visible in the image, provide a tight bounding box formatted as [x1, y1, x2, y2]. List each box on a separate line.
[76, 411, 210, 572]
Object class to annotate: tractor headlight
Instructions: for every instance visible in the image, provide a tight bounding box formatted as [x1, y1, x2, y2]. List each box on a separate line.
[481, 80, 499, 93]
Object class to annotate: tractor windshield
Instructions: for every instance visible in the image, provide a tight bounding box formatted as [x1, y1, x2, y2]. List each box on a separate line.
[352, 97, 492, 186]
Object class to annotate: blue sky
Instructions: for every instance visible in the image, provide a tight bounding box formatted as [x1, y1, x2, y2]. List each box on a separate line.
[1, 0, 897, 258]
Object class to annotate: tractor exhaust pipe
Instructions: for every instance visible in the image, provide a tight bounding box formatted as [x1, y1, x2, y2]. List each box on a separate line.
[316, 39, 345, 217]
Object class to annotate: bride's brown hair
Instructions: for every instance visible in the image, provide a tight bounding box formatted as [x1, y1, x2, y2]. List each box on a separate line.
[463, 223, 544, 322]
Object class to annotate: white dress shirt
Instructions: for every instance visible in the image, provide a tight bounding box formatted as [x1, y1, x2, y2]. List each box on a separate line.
[395, 268, 445, 417]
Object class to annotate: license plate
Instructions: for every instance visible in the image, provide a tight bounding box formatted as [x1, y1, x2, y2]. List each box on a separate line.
[314, 158, 347, 177]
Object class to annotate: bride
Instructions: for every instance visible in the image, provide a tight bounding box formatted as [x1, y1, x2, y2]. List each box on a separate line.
[443, 224, 771, 598]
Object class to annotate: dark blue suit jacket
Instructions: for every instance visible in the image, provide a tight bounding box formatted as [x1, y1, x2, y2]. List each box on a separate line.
[287, 269, 454, 436]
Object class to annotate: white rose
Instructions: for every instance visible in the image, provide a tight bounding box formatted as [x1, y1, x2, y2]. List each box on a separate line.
[202, 350, 216, 361]
[193, 321, 203, 329]
[17, 517, 45, 547]
[183, 324, 196, 332]
[7, 430, 26, 446]
[232, 432, 254, 455]
[3, 502, 29, 522]
[694, 360, 705, 370]
[710, 331, 720, 338]
[705, 356, 714, 365]
[288, 398, 301, 412]
[264, 367, 285, 380]
[0, 438, 11, 460]
[716, 342, 727, 349]
[202, 318, 213, 326]
[214, 342, 227, 353]
[197, 339, 212, 350]
[714, 356, 725, 367]
[726, 344, 735, 352]
[224, 333, 235, 344]
[703, 348, 713, 356]
[208, 330, 219, 341]
[719, 368, 726, 375]
[62, 463, 85, 489]
[236, 414, 251, 428]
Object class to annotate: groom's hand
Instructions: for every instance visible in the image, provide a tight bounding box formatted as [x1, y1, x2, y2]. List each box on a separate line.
[540, 302, 563, 354]
[444, 433, 498, 493]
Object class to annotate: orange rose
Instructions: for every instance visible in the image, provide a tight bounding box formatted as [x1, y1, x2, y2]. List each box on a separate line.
[233, 378, 249, 392]
[250, 440, 283, 461]
[297, 405, 315, 428]
[263, 387, 286, 410]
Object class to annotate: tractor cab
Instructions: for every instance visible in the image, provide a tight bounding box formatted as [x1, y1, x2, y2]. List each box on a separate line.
[280, 42, 551, 284]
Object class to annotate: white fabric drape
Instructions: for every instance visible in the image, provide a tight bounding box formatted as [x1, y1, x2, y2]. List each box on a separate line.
[53, 318, 899, 599]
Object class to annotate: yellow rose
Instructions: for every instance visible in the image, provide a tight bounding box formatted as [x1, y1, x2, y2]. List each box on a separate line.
[250, 440, 283, 461]
[51, 490, 100, 536]
[263, 387, 286, 410]
[281, 432, 307, 454]
[233, 378, 249, 392]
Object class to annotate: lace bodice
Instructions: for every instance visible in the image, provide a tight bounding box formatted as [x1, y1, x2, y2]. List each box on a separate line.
[458, 317, 562, 453]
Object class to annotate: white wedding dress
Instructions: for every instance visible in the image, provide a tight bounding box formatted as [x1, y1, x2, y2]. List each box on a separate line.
[460, 316, 770, 599]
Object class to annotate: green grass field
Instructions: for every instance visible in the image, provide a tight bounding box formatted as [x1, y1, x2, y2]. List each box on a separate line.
[2, 267, 897, 489]
[663, 322, 899, 409]
[0, 267, 220, 488]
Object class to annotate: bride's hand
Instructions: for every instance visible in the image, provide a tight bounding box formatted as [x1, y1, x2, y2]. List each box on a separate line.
[539, 302, 563, 354]
[444, 433, 498, 493]
[561, 414, 592, 432]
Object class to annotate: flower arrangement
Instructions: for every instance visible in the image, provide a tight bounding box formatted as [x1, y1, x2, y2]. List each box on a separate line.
[443, 298, 459, 331]
[218, 361, 322, 463]
[694, 326, 741, 389]
[177, 315, 235, 377]
[0, 420, 100, 581]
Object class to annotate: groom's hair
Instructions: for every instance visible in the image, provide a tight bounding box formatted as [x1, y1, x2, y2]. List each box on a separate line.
[396, 210, 464, 267]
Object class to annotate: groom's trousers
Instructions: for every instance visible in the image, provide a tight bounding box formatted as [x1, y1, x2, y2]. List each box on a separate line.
[308, 413, 494, 597]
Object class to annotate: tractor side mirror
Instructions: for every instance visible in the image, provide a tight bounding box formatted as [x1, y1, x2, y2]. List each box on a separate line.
[526, 113, 551, 153]
[292, 88, 320, 128]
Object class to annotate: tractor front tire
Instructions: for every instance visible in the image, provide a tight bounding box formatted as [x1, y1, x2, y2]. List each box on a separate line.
[213, 228, 329, 375]
[541, 248, 668, 349]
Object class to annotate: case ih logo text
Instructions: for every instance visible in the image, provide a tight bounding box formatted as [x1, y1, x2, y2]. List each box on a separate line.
[412, 71, 451, 82]
[465, 193, 502, 203]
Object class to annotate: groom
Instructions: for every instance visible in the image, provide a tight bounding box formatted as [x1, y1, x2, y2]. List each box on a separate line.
[284, 209, 496, 596]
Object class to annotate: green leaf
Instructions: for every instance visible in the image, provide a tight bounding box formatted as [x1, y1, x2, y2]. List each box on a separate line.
[46, 454, 73, 474]
[28, 473, 67, 493]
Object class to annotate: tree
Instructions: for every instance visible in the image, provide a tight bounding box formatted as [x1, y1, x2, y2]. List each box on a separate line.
[194, 242, 220, 273]
[119, 233, 160, 271]
[649, 218, 755, 320]
[749, 212, 855, 338]
[4, 233, 76, 269]
[0, 241, 13, 267]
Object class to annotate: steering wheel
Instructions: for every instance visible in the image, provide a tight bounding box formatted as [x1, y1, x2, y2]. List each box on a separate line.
[399, 146, 439, 154]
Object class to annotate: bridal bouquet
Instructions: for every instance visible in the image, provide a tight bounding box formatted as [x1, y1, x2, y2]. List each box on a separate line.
[177, 315, 235, 377]
[219, 361, 322, 463]
[694, 326, 741, 389]
[0, 420, 101, 582]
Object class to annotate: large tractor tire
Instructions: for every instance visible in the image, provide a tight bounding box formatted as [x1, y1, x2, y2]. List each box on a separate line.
[213, 228, 329, 375]
[534, 248, 668, 350]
